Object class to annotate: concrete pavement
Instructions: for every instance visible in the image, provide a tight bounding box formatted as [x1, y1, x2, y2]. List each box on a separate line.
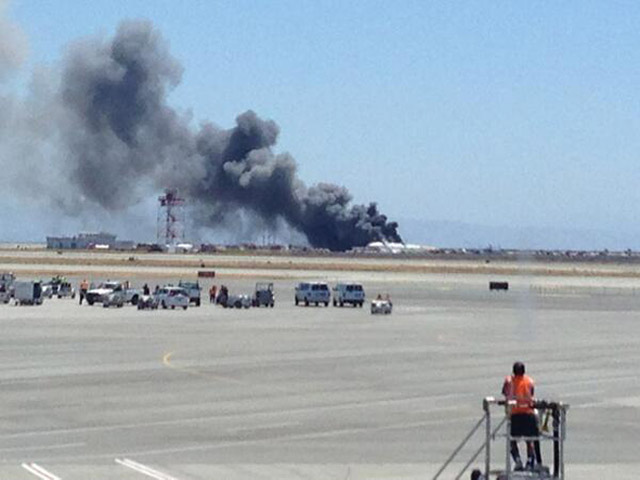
[0, 272, 638, 478]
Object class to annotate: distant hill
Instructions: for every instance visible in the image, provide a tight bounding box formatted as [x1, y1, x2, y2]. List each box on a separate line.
[396, 218, 636, 251]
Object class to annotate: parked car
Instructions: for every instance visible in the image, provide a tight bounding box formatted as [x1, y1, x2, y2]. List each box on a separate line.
[371, 295, 393, 315]
[226, 293, 252, 309]
[253, 282, 275, 307]
[156, 286, 189, 310]
[137, 295, 159, 310]
[41, 283, 54, 299]
[103, 290, 125, 308]
[43, 278, 75, 299]
[295, 282, 330, 306]
[0, 272, 15, 304]
[42, 276, 60, 298]
[333, 283, 365, 307]
[216, 285, 251, 309]
[178, 280, 201, 306]
[56, 281, 76, 299]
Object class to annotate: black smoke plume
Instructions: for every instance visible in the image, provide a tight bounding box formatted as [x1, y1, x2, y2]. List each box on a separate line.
[7, 20, 402, 251]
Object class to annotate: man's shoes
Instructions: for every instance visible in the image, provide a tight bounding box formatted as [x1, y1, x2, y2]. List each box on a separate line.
[533, 464, 550, 475]
[526, 457, 535, 470]
[514, 459, 524, 471]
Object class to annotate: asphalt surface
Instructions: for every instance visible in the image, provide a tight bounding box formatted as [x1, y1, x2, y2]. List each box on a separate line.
[0, 272, 639, 479]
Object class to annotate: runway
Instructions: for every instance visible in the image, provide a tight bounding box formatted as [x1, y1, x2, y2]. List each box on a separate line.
[0, 267, 639, 479]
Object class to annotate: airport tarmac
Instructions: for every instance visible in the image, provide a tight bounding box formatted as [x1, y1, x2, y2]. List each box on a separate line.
[0, 269, 639, 479]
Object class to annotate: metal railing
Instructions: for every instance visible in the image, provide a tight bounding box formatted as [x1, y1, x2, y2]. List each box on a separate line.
[433, 397, 569, 480]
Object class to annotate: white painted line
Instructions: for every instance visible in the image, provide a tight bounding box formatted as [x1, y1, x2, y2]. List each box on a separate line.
[21, 463, 61, 480]
[30, 464, 62, 480]
[115, 458, 179, 480]
[108, 415, 479, 459]
[572, 401, 609, 409]
[0, 392, 474, 441]
[116, 458, 168, 479]
[226, 421, 300, 434]
[0, 442, 84, 453]
[411, 405, 468, 415]
[31, 413, 479, 463]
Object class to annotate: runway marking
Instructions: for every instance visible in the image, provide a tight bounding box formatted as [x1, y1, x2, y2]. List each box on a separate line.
[162, 343, 455, 371]
[115, 458, 179, 480]
[0, 442, 84, 453]
[162, 351, 245, 385]
[21, 463, 61, 480]
[572, 401, 610, 409]
[0, 392, 474, 441]
[125, 415, 480, 458]
[545, 373, 640, 391]
[64, 414, 477, 463]
[411, 404, 468, 415]
[226, 421, 300, 434]
[26, 411, 478, 463]
[574, 396, 640, 409]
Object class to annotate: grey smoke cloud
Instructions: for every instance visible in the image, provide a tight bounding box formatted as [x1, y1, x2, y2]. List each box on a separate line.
[7, 19, 402, 251]
[0, 0, 27, 79]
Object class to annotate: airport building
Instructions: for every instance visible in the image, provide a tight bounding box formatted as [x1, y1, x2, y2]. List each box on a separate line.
[46, 232, 134, 250]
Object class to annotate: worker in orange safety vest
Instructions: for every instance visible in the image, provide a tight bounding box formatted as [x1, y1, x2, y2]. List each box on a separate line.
[502, 361, 542, 471]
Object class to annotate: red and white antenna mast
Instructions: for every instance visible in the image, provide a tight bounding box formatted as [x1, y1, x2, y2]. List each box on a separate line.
[157, 188, 186, 247]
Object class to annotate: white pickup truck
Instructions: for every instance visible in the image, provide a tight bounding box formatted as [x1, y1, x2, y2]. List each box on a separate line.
[85, 281, 141, 306]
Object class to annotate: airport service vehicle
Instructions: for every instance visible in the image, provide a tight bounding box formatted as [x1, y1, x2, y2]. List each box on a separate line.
[85, 281, 141, 306]
[56, 281, 76, 299]
[295, 282, 330, 306]
[253, 282, 275, 307]
[0, 272, 15, 304]
[434, 397, 569, 480]
[222, 292, 252, 309]
[137, 295, 159, 310]
[0, 272, 15, 287]
[178, 280, 201, 306]
[13, 281, 44, 306]
[0, 287, 10, 304]
[43, 276, 75, 299]
[156, 286, 189, 310]
[332, 283, 365, 307]
[215, 285, 251, 309]
[102, 290, 125, 308]
[41, 275, 71, 298]
[227, 293, 252, 308]
[227, 293, 252, 309]
[370, 296, 392, 314]
[41, 283, 54, 299]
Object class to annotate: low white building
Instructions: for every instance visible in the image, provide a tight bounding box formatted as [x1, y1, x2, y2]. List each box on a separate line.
[46, 232, 132, 250]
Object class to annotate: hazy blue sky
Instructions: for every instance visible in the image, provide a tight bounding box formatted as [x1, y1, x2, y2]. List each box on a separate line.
[3, 1, 640, 248]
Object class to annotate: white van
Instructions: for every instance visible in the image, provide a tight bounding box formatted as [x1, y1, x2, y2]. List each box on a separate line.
[295, 282, 330, 306]
[333, 283, 365, 307]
